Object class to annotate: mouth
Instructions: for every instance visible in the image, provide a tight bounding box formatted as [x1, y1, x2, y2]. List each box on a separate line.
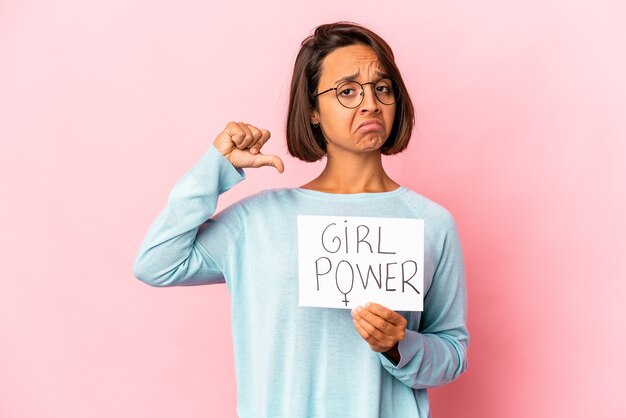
[356, 120, 384, 132]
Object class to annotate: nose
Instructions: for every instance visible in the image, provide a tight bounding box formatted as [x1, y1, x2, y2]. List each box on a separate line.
[359, 82, 380, 113]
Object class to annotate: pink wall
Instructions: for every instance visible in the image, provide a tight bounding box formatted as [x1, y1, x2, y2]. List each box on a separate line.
[1, 1, 625, 417]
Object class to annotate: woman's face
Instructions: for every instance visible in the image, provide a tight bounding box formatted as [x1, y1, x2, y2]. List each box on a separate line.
[311, 44, 396, 157]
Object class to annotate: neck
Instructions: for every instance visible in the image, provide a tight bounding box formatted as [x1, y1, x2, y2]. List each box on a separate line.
[301, 148, 399, 194]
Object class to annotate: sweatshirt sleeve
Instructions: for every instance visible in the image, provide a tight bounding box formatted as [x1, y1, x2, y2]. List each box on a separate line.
[132, 145, 245, 287]
[378, 214, 469, 388]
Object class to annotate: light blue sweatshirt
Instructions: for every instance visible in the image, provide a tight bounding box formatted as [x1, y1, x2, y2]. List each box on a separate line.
[133, 146, 468, 418]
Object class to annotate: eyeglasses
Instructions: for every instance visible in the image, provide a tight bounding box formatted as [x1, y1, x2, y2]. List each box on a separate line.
[313, 78, 398, 109]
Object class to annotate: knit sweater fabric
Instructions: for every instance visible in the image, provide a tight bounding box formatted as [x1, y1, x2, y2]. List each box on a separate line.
[133, 145, 469, 418]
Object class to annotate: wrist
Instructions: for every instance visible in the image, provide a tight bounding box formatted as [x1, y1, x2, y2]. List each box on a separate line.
[382, 342, 400, 365]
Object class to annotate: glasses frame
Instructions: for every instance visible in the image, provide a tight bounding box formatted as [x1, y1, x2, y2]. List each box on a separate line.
[313, 78, 398, 109]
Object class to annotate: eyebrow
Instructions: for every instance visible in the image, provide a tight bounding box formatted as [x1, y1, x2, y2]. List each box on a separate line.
[334, 69, 389, 85]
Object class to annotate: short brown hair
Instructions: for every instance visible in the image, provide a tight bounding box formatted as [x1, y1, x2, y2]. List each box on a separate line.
[286, 22, 415, 162]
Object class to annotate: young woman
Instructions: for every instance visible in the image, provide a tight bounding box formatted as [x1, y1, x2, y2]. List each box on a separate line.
[134, 21, 468, 418]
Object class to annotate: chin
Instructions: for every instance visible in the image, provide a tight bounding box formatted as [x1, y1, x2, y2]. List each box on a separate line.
[357, 135, 386, 151]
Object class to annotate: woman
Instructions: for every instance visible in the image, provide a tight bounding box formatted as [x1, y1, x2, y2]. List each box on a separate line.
[134, 22, 468, 418]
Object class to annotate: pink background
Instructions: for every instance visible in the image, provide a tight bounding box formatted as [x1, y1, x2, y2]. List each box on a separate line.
[1, 1, 625, 417]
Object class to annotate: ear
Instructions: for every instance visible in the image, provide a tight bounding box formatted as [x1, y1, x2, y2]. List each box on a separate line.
[310, 109, 320, 125]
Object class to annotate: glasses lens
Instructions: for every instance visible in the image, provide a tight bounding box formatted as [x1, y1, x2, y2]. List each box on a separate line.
[335, 81, 362, 108]
[374, 78, 396, 105]
[335, 79, 397, 108]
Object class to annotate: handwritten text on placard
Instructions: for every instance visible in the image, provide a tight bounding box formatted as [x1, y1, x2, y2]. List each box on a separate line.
[297, 215, 424, 311]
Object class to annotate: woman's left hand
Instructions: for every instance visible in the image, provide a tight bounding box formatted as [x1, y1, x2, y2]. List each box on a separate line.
[351, 302, 407, 361]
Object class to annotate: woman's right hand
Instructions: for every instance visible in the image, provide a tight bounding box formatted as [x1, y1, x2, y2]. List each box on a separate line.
[213, 121, 284, 173]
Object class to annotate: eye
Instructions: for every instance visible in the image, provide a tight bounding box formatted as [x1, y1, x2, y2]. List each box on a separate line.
[375, 79, 393, 94]
[336, 81, 360, 98]
[338, 87, 357, 97]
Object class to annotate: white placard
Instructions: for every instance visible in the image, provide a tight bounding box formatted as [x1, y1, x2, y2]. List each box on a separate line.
[297, 215, 424, 311]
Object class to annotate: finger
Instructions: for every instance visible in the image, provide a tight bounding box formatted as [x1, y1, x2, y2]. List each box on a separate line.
[352, 305, 391, 334]
[249, 129, 271, 154]
[246, 124, 264, 143]
[246, 125, 265, 154]
[214, 121, 239, 154]
[354, 315, 388, 344]
[251, 153, 284, 173]
[235, 122, 255, 149]
[352, 317, 387, 351]
[225, 122, 247, 148]
[352, 305, 406, 345]
[364, 302, 407, 327]
[353, 319, 389, 351]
